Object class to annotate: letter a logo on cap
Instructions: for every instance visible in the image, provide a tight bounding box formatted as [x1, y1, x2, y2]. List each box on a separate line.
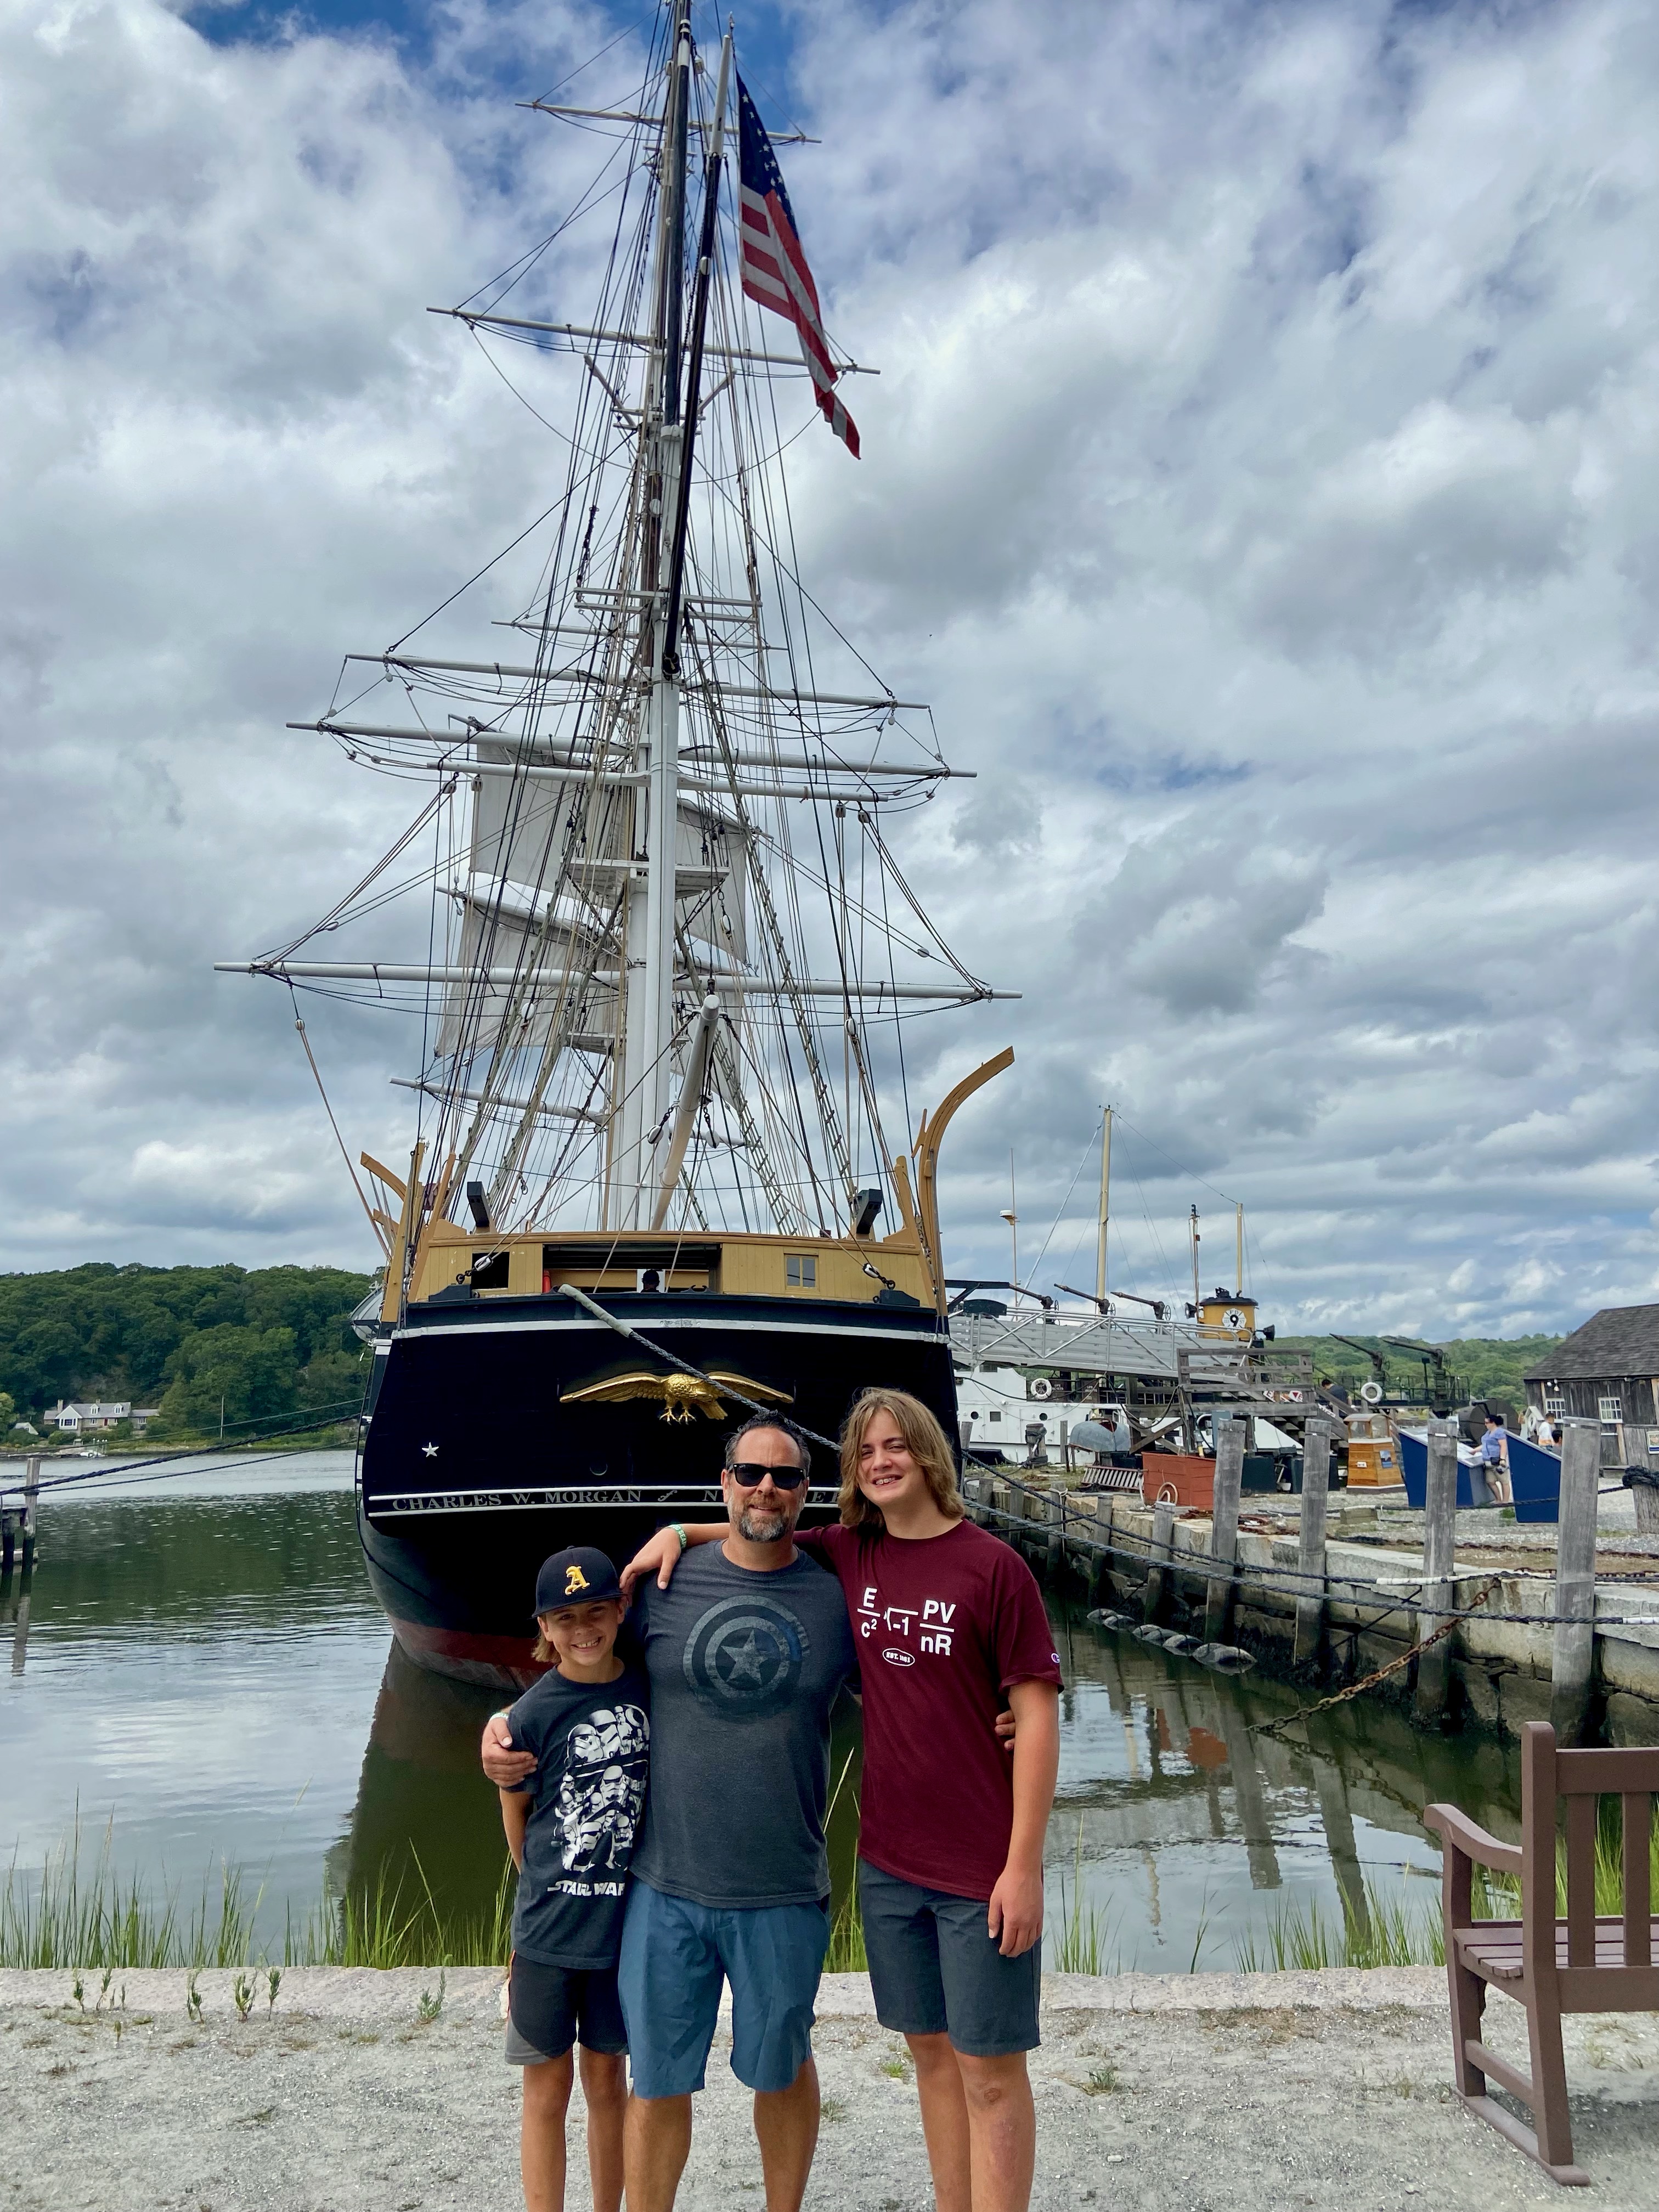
[565, 1562, 590, 1596]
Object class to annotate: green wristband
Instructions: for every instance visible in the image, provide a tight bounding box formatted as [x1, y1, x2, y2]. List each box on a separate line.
[669, 1522, 689, 1555]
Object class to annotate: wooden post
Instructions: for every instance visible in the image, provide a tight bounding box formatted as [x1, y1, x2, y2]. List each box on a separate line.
[1086, 1504, 1112, 1607]
[1045, 1492, 1064, 1581]
[1142, 1498, 1177, 1624]
[1637, 1434, 1659, 1537]
[1550, 1418, 1601, 1746]
[1414, 1417, 1459, 1723]
[1293, 1416, 1333, 1669]
[1203, 1415, 1244, 1644]
[20, 1454, 40, 1572]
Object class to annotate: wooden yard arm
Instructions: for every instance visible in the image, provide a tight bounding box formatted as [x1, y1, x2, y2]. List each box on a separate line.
[1425, 1804, 1524, 1878]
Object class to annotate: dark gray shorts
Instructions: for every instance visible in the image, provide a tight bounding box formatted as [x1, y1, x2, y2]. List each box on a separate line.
[857, 1859, 1041, 2058]
[504, 1954, 628, 2064]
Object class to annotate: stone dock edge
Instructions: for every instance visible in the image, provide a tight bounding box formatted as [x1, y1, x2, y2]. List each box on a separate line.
[0, 1963, 1446, 2022]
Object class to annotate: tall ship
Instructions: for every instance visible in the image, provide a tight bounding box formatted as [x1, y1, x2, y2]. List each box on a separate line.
[219, 10, 1014, 1685]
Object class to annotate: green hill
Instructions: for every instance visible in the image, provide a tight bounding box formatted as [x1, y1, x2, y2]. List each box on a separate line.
[0, 1262, 377, 1445]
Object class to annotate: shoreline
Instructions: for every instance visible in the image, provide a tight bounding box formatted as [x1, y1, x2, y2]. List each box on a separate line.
[0, 1962, 1451, 2020]
[6, 1963, 1656, 2210]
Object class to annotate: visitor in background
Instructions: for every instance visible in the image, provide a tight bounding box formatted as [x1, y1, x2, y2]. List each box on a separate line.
[1479, 1410, 1512, 1502]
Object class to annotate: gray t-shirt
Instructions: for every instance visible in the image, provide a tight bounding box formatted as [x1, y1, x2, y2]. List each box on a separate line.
[629, 1543, 857, 1909]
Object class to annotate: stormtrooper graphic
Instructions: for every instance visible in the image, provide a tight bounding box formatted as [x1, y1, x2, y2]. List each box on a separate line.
[555, 1702, 650, 1876]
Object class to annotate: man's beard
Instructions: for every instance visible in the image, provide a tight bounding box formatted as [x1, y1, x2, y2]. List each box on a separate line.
[737, 1502, 791, 1543]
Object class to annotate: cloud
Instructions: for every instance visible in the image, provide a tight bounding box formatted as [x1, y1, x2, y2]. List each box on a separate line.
[2, 0, 1658, 1340]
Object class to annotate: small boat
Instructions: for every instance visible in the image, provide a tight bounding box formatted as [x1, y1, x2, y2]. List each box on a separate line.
[1397, 1428, 1562, 1523]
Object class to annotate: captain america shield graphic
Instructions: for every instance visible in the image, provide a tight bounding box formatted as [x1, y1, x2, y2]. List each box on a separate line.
[682, 1595, 810, 1720]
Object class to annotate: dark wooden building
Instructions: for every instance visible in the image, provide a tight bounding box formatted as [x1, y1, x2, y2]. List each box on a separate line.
[1525, 1306, 1659, 1465]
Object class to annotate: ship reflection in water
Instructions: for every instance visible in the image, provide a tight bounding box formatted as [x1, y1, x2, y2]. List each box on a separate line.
[325, 1639, 514, 1937]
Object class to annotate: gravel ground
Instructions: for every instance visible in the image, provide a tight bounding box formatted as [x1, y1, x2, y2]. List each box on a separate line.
[3, 1967, 1655, 2210]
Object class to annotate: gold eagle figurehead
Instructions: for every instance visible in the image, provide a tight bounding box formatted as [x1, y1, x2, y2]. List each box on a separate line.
[561, 1368, 794, 1425]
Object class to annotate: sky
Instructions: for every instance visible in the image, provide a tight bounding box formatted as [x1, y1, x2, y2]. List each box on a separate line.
[3, 0, 1657, 1337]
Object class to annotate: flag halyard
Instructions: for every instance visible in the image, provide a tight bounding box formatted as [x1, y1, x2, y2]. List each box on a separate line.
[736, 76, 860, 458]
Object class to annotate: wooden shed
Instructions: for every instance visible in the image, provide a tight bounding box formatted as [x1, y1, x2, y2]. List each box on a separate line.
[1524, 1305, 1659, 1465]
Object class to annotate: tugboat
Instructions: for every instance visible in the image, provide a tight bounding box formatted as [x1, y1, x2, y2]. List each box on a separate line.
[218, 12, 1014, 1684]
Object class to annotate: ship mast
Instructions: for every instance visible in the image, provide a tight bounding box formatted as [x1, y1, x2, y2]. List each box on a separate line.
[614, 12, 694, 1226]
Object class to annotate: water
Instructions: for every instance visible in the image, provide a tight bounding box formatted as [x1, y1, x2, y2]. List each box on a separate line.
[2, 1455, 1525, 1968]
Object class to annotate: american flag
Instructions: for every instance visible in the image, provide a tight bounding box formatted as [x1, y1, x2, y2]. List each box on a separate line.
[736, 75, 860, 458]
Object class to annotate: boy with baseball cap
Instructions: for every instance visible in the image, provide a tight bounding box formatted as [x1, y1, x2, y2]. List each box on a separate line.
[498, 1545, 650, 2212]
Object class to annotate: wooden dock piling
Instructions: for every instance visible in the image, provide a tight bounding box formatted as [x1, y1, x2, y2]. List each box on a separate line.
[1142, 1499, 1177, 1624]
[20, 1454, 40, 1573]
[1293, 1415, 1333, 1669]
[1413, 1418, 1459, 1723]
[1203, 1416, 1244, 1644]
[1549, 1418, 1601, 1745]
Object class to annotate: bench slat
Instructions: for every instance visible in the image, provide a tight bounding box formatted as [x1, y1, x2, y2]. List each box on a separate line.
[1624, 1792, 1653, 1970]
[1565, 1795, 1598, 1967]
[1554, 1746, 1659, 1795]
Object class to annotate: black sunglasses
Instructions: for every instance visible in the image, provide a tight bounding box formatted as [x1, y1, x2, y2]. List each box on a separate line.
[726, 1460, 808, 1489]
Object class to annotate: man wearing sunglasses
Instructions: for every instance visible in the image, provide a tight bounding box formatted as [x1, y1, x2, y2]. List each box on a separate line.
[483, 1413, 854, 2212]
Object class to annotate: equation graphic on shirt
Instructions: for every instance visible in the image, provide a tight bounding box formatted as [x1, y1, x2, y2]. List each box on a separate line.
[856, 1585, 957, 1661]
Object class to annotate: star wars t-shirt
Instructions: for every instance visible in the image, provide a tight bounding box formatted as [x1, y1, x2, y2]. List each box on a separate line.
[629, 1543, 858, 1909]
[504, 1661, 651, 1967]
[797, 1519, 1063, 1901]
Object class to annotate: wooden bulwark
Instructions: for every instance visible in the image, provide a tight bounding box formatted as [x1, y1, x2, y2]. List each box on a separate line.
[1424, 1722, 1659, 2187]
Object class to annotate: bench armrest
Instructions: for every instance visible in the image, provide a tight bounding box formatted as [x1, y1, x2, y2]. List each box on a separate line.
[1424, 1802, 1523, 1876]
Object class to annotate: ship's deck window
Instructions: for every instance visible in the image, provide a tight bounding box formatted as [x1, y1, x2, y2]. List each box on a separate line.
[786, 1252, 817, 1288]
[471, 1249, 511, 1290]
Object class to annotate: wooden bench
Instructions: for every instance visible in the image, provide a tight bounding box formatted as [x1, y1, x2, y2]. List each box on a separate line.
[1424, 1722, 1658, 2186]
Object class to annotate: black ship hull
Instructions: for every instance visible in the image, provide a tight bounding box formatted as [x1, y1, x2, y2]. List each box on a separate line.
[357, 1290, 957, 1688]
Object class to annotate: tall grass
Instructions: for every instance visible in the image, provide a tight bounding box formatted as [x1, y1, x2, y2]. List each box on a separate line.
[1049, 1819, 1119, 1974]
[1233, 1879, 1446, 1972]
[824, 1887, 866, 1972]
[1, 1825, 513, 1972]
[1475, 1798, 1659, 1923]
[1, 1824, 259, 1971]
[1235, 1801, 1659, 1972]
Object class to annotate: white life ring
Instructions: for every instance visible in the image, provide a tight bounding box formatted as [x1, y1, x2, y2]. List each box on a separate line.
[1359, 1380, 1384, 1406]
[1030, 1376, 1054, 1401]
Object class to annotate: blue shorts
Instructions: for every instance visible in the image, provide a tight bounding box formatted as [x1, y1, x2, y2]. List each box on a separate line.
[616, 1878, 828, 2097]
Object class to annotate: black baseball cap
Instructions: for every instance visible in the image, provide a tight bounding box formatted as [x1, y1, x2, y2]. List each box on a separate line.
[533, 1546, 622, 1616]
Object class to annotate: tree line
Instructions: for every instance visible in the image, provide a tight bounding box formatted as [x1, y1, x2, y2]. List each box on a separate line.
[0, 1262, 377, 1444]
[1277, 1332, 1562, 1404]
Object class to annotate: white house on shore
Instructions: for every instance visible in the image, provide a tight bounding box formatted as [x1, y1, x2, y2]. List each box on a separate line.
[49, 1400, 159, 1434]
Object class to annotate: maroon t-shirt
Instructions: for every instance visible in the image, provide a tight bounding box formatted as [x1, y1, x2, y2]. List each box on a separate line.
[797, 1519, 1063, 1901]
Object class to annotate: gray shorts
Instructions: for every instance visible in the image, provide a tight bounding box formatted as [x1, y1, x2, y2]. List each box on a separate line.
[857, 1859, 1041, 2058]
[504, 1954, 627, 2064]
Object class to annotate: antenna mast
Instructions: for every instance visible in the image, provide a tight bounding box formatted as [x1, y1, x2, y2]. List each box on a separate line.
[1094, 1103, 1111, 1304]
